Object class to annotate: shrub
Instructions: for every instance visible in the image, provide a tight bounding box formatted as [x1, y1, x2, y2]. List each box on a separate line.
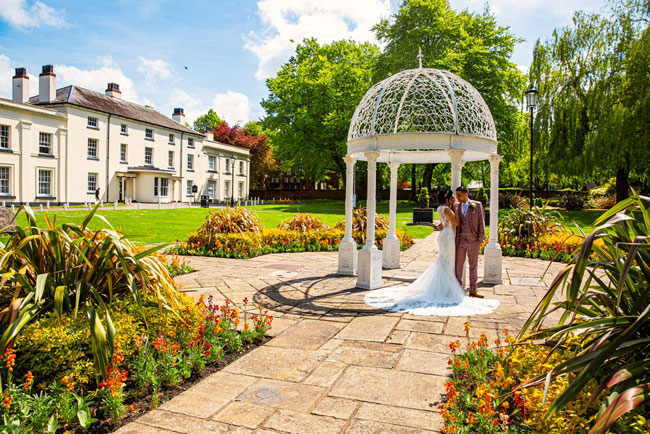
[557, 192, 586, 210]
[277, 213, 331, 232]
[334, 208, 389, 244]
[196, 207, 263, 240]
[519, 195, 650, 431]
[499, 192, 527, 209]
[417, 187, 430, 208]
[591, 194, 616, 209]
[475, 187, 488, 206]
[498, 206, 565, 247]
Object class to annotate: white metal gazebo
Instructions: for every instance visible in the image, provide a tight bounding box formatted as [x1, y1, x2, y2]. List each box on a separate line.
[338, 51, 504, 289]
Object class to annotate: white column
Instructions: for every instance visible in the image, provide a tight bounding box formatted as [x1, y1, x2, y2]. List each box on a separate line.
[448, 149, 465, 191]
[357, 151, 382, 289]
[338, 156, 357, 275]
[483, 154, 503, 284]
[383, 162, 401, 269]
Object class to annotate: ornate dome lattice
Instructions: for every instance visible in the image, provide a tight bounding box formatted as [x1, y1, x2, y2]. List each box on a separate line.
[349, 68, 496, 142]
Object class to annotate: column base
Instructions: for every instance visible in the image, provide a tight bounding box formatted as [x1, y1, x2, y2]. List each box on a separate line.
[382, 236, 401, 269]
[483, 242, 503, 284]
[357, 247, 383, 289]
[337, 238, 357, 276]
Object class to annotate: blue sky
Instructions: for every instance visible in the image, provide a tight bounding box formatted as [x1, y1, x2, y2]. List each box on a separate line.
[0, 0, 605, 127]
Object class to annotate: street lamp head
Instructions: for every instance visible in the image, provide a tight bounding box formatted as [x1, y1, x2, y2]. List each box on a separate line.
[231, 155, 235, 163]
[525, 84, 539, 109]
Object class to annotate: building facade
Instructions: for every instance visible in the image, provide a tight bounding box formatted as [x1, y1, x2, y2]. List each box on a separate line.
[0, 65, 250, 205]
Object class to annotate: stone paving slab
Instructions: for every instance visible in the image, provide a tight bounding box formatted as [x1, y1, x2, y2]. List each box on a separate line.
[120, 232, 556, 433]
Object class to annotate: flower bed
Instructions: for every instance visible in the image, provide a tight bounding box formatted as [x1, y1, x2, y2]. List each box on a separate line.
[480, 232, 602, 263]
[1, 295, 271, 432]
[172, 228, 414, 259]
[440, 324, 649, 434]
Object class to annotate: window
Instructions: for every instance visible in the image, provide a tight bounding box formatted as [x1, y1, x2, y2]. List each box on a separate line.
[120, 144, 127, 162]
[87, 117, 98, 128]
[160, 178, 169, 197]
[169, 133, 174, 144]
[0, 167, 10, 195]
[208, 156, 216, 171]
[239, 161, 244, 175]
[207, 180, 216, 199]
[187, 137, 194, 148]
[238, 182, 244, 199]
[87, 138, 98, 158]
[0, 125, 9, 150]
[168, 151, 174, 168]
[154, 177, 169, 197]
[120, 124, 128, 135]
[187, 154, 194, 171]
[38, 169, 52, 196]
[224, 180, 231, 198]
[145, 147, 153, 166]
[39, 132, 52, 154]
[87, 173, 97, 192]
[225, 158, 230, 173]
[145, 128, 154, 140]
[186, 180, 193, 197]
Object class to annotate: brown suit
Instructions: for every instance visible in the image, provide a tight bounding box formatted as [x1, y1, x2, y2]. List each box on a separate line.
[455, 200, 485, 291]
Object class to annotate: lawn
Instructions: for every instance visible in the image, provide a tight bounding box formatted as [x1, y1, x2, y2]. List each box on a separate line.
[8, 201, 604, 244]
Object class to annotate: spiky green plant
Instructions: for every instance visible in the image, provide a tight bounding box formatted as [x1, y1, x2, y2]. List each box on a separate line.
[498, 206, 565, 246]
[517, 195, 650, 433]
[0, 205, 184, 390]
[277, 213, 331, 232]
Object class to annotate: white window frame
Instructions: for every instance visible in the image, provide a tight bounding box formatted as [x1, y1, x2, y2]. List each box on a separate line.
[120, 124, 128, 135]
[0, 125, 9, 150]
[224, 180, 231, 198]
[207, 180, 216, 199]
[87, 172, 97, 193]
[160, 177, 169, 197]
[0, 166, 10, 195]
[39, 132, 52, 155]
[238, 181, 244, 199]
[120, 143, 127, 162]
[153, 177, 159, 197]
[145, 128, 154, 140]
[239, 161, 244, 175]
[186, 180, 193, 197]
[208, 155, 217, 171]
[225, 158, 230, 173]
[37, 169, 53, 197]
[187, 154, 194, 171]
[87, 138, 98, 158]
[168, 150, 174, 168]
[168, 133, 174, 144]
[145, 147, 153, 166]
[87, 117, 98, 128]
[187, 137, 194, 148]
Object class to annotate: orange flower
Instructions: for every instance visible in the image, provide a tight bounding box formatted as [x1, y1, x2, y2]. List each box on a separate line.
[463, 321, 471, 337]
[3, 348, 16, 372]
[23, 371, 34, 391]
[129, 404, 137, 412]
[2, 393, 12, 409]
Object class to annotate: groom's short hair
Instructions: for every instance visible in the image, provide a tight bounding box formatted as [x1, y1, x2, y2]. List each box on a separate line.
[455, 186, 468, 193]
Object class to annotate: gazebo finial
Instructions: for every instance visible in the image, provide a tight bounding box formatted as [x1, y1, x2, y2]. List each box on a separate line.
[417, 47, 423, 69]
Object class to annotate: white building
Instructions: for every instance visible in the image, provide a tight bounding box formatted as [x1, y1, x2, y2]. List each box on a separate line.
[0, 65, 250, 205]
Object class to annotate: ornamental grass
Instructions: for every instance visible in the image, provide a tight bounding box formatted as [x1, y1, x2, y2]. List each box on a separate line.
[277, 213, 331, 232]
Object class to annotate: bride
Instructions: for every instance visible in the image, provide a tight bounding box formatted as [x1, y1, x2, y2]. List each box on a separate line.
[364, 190, 499, 316]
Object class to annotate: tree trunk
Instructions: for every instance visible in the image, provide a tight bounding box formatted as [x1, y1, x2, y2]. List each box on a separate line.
[410, 164, 418, 202]
[422, 163, 435, 193]
[616, 167, 629, 203]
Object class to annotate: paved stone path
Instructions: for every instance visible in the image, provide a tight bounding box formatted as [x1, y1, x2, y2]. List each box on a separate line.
[116, 233, 564, 434]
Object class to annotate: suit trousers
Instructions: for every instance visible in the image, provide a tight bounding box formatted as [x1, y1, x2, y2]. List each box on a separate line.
[455, 237, 481, 291]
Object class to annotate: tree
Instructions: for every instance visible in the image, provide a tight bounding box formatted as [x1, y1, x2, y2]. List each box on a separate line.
[193, 109, 224, 133]
[209, 121, 276, 189]
[373, 0, 526, 190]
[261, 38, 380, 184]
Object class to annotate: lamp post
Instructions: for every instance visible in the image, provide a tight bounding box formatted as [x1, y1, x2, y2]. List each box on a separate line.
[525, 84, 539, 207]
[230, 155, 235, 207]
[264, 174, 268, 201]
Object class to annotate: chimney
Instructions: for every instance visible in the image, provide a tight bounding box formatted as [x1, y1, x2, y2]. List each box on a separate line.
[205, 131, 214, 141]
[105, 82, 121, 99]
[12, 67, 29, 103]
[39, 65, 56, 103]
[172, 107, 185, 123]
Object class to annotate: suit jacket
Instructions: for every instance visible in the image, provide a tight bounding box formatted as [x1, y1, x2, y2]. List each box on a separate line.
[455, 200, 485, 244]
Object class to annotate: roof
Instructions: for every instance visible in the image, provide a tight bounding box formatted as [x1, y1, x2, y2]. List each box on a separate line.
[28, 86, 200, 135]
[0, 97, 66, 119]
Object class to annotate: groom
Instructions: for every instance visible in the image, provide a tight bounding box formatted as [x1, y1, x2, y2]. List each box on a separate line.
[452, 186, 485, 298]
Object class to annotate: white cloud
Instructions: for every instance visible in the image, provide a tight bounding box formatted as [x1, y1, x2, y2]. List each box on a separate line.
[0, 54, 14, 99]
[455, 0, 603, 22]
[0, 0, 68, 29]
[245, 0, 391, 80]
[55, 56, 139, 102]
[211, 91, 252, 125]
[137, 57, 173, 83]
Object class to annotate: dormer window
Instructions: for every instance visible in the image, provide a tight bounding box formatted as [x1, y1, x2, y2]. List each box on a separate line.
[169, 133, 174, 144]
[145, 128, 154, 140]
[87, 117, 98, 129]
[120, 124, 128, 135]
[188, 137, 194, 148]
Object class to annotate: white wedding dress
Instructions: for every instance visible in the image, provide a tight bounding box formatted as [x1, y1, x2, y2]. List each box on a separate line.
[364, 205, 500, 316]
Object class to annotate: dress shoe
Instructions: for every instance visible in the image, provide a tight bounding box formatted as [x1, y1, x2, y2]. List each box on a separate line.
[469, 290, 484, 298]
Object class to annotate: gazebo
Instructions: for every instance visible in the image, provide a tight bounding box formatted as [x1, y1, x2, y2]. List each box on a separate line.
[337, 52, 504, 289]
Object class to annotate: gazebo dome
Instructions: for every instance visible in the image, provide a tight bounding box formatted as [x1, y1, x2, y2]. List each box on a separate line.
[347, 66, 497, 163]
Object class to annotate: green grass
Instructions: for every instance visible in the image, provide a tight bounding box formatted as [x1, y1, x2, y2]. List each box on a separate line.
[7, 201, 604, 244]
